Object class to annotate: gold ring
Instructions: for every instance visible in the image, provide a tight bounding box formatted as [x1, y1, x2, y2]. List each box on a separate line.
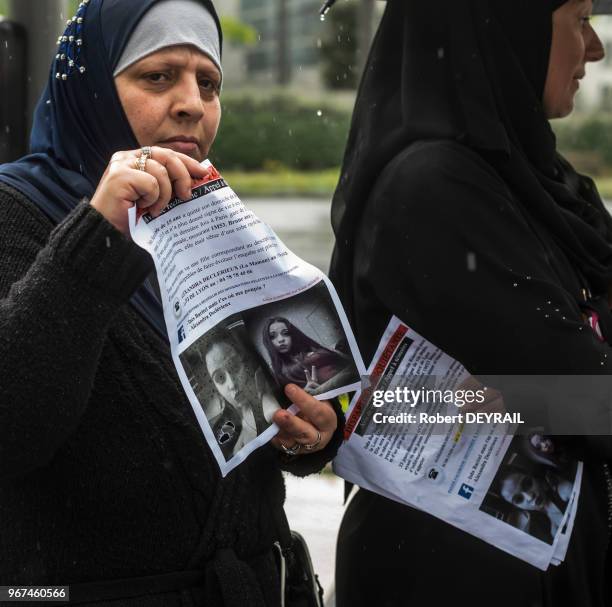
[136, 146, 152, 171]
[303, 430, 322, 451]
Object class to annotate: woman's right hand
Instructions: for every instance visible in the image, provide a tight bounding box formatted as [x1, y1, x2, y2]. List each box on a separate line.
[90, 146, 210, 235]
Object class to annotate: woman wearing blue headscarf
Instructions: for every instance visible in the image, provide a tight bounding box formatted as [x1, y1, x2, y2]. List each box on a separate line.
[0, 1, 342, 604]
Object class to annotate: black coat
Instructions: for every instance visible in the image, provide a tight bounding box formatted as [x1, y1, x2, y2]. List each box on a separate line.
[334, 141, 611, 607]
[0, 182, 342, 606]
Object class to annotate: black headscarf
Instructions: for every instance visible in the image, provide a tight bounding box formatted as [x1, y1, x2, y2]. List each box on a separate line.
[330, 0, 612, 322]
[0, 0, 222, 340]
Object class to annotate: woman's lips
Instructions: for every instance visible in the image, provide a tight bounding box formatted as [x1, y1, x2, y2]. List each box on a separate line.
[158, 139, 199, 154]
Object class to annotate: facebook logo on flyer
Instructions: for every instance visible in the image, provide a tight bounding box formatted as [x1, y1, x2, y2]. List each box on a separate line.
[458, 484, 474, 500]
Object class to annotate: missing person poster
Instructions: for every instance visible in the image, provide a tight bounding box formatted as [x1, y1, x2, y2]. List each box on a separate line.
[333, 316, 582, 570]
[128, 161, 365, 476]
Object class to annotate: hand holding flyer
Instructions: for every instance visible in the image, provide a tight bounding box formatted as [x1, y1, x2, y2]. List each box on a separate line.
[128, 161, 365, 475]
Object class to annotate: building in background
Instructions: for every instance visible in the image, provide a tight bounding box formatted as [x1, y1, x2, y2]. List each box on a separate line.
[218, 0, 382, 93]
[219, 0, 324, 90]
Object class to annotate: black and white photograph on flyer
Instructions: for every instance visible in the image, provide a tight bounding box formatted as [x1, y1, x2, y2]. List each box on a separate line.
[479, 435, 579, 545]
[180, 315, 283, 462]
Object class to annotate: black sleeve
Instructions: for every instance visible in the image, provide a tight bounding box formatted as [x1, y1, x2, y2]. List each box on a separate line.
[0, 187, 153, 481]
[353, 141, 612, 452]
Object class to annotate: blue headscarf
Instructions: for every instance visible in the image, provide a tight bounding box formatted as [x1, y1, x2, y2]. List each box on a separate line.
[0, 0, 223, 340]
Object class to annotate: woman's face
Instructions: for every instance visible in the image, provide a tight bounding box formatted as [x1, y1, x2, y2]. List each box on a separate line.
[501, 472, 548, 512]
[205, 340, 251, 409]
[268, 321, 292, 354]
[115, 45, 221, 161]
[543, 0, 604, 119]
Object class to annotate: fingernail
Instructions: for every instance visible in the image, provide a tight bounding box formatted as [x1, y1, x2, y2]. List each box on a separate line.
[285, 384, 298, 396]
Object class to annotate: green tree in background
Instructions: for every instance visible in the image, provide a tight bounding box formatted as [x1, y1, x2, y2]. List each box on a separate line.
[220, 16, 256, 47]
[210, 94, 351, 171]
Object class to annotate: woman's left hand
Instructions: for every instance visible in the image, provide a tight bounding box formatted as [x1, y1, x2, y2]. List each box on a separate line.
[271, 384, 337, 455]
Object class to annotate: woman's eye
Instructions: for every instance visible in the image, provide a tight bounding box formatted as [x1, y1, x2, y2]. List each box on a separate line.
[581, 15, 591, 27]
[145, 72, 170, 84]
[199, 78, 219, 93]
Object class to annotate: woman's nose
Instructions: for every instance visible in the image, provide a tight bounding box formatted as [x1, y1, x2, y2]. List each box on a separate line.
[586, 26, 605, 63]
[172, 76, 205, 121]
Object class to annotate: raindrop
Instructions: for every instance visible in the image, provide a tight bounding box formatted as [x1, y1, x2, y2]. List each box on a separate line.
[105, 236, 111, 248]
[536, 307, 541, 311]
[46, 99, 51, 105]
[437, 47, 445, 59]
[526, 276, 532, 280]
[513, 283, 518, 287]
[547, 301, 552, 305]
[554, 308, 560, 312]
[317, 38, 322, 49]
[4, 125, 10, 134]
[94, 92, 98, 99]
[79, 164, 84, 174]
[562, 317, 566, 320]
[320, 14, 326, 22]
[4, 41, 7, 49]
[544, 314, 549, 318]
[288, 129, 293, 136]
[466, 252, 477, 271]
[316, 110, 323, 117]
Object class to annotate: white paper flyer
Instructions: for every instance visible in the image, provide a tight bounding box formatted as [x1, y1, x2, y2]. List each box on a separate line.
[333, 316, 582, 570]
[129, 161, 365, 476]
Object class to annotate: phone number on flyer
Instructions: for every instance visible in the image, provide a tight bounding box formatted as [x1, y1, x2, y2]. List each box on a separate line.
[0, 587, 69, 602]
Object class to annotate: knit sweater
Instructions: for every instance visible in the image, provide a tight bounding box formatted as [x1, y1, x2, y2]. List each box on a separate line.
[0, 182, 343, 606]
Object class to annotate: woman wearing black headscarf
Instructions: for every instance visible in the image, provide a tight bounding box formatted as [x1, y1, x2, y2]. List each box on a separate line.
[0, 0, 342, 604]
[330, 0, 611, 605]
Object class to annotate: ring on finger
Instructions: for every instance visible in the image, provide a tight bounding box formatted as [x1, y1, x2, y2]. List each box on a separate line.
[303, 430, 322, 451]
[279, 440, 301, 456]
[136, 146, 153, 171]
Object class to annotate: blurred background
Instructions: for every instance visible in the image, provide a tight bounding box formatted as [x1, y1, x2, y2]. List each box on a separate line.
[1, 1, 612, 604]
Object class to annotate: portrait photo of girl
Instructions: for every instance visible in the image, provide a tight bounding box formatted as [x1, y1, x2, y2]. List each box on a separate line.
[243, 281, 362, 399]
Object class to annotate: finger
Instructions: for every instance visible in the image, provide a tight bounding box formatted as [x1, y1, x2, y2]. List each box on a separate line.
[458, 376, 482, 392]
[272, 410, 328, 449]
[127, 169, 160, 208]
[481, 386, 503, 405]
[150, 148, 209, 198]
[143, 159, 173, 216]
[284, 384, 337, 432]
